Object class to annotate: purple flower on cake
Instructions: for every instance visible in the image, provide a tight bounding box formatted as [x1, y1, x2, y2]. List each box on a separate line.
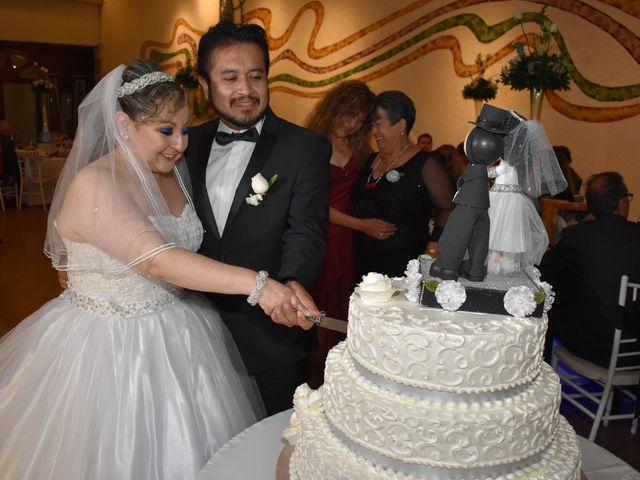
[435, 280, 466, 311]
[504, 286, 536, 317]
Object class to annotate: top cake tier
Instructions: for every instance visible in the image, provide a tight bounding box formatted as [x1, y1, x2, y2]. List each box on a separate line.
[347, 292, 547, 393]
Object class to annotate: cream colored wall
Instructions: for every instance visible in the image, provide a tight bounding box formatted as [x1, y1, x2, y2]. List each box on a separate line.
[0, 0, 100, 45]
[99, 0, 219, 72]
[4, 0, 637, 218]
[257, 0, 640, 220]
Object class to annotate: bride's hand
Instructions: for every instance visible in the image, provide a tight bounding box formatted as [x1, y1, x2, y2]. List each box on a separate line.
[258, 279, 315, 330]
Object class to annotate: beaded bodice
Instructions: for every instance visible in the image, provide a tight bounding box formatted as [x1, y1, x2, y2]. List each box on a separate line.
[64, 204, 204, 318]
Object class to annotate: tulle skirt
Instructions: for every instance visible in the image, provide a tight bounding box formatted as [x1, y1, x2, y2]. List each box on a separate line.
[488, 188, 548, 274]
[0, 291, 264, 480]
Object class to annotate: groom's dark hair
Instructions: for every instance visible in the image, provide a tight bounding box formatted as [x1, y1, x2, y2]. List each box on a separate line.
[197, 21, 270, 81]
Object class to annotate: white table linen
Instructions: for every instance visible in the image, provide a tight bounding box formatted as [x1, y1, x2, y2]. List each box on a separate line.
[198, 409, 640, 480]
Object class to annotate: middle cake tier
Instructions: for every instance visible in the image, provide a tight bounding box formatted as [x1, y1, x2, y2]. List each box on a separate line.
[324, 342, 561, 468]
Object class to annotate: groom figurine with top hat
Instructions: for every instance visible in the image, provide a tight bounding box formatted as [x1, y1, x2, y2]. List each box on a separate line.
[430, 104, 520, 282]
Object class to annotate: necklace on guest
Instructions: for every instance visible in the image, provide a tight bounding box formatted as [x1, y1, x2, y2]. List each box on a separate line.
[364, 143, 411, 189]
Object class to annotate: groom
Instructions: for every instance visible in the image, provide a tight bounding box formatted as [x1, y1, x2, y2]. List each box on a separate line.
[186, 21, 331, 415]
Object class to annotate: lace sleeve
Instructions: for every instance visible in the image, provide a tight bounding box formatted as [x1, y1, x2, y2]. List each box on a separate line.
[53, 160, 175, 272]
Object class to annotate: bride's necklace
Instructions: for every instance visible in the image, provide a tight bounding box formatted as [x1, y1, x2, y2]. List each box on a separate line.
[364, 143, 411, 189]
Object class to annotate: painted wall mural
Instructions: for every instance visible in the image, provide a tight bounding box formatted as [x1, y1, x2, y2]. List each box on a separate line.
[140, 0, 640, 123]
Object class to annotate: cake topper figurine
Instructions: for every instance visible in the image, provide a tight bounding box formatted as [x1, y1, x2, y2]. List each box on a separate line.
[430, 104, 520, 282]
[487, 112, 567, 274]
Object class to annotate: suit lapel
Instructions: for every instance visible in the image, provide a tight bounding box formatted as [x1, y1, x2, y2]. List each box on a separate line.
[194, 120, 221, 241]
[225, 109, 279, 232]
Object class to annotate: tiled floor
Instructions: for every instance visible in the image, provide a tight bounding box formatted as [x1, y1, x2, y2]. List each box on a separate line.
[1, 205, 639, 472]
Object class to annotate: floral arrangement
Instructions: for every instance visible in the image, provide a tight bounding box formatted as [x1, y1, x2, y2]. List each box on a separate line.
[499, 7, 570, 92]
[462, 54, 498, 101]
[174, 58, 200, 90]
[30, 63, 54, 93]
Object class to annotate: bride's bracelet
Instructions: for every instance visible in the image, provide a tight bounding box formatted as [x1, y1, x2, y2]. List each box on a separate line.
[247, 270, 269, 306]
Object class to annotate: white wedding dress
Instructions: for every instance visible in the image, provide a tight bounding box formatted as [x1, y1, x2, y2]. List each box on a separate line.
[0, 204, 264, 479]
[487, 160, 548, 275]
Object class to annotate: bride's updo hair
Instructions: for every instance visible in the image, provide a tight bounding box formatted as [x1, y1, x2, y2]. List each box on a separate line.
[118, 59, 186, 122]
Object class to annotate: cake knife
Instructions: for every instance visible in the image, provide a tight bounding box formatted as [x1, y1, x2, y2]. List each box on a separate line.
[306, 312, 348, 334]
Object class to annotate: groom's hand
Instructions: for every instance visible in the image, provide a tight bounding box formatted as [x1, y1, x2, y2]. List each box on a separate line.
[286, 280, 320, 318]
[270, 280, 316, 330]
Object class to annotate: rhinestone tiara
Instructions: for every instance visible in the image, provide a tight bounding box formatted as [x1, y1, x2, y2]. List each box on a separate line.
[116, 71, 173, 98]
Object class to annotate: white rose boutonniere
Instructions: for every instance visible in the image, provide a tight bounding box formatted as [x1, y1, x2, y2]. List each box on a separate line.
[245, 173, 278, 206]
[385, 169, 402, 183]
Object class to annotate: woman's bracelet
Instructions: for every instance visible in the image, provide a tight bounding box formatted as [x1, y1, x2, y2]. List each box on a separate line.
[247, 270, 269, 306]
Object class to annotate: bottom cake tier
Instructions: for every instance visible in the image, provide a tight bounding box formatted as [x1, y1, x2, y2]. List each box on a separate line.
[288, 405, 581, 480]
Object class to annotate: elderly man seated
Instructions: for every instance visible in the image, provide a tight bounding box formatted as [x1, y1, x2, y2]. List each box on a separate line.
[540, 171, 640, 366]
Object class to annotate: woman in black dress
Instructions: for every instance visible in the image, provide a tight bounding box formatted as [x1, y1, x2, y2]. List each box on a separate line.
[353, 91, 454, 278]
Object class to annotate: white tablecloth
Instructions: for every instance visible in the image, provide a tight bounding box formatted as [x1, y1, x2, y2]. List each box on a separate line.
[198, 409, 640, 480]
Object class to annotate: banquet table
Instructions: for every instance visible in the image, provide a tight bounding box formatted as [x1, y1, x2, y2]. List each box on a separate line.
[198, 409, 640, 480]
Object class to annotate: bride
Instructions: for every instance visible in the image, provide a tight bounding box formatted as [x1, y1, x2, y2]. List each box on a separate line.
[0, 60, 314, 479]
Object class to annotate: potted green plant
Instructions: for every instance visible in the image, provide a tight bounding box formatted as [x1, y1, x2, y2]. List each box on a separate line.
[462, 54, 498, 116]
[499, 7, 571, 119]
[174, 58, 199, 91]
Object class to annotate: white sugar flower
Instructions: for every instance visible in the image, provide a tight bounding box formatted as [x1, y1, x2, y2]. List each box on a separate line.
[283, 384, 324, 445]
[404, 259, 422, 303]
[435, 280, 466, 311]
[404, 259, 420, 277]
[504, 286, 536, 317]
[540, 281, 555, 313]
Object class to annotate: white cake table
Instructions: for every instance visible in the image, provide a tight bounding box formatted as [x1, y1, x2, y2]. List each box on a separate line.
[198, 409, 640, 480]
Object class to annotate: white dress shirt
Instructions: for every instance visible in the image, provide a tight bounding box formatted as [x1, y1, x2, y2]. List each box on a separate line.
[206, 117, 265, 236]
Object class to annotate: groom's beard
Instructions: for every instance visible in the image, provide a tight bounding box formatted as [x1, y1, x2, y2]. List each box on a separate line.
[212, 93, 268, 130]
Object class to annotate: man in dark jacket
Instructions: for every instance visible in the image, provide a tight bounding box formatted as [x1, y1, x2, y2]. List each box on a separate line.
[185, 21, 331, 415]
[540, 172, 640, 366]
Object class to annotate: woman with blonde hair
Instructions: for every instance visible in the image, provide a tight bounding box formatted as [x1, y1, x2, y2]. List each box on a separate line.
[305, 79, 387, 387]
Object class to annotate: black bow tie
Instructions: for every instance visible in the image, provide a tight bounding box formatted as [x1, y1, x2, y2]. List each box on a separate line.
[215, 127, 260, 145]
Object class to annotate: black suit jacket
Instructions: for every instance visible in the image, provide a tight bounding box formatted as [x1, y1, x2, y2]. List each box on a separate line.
[453, 164, 489, 208]
[540, 214, 640, 366]
[185, 108, 331, 374]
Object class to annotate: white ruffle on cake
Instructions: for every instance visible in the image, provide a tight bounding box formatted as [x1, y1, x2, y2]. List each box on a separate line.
[284, 275, 581, 480]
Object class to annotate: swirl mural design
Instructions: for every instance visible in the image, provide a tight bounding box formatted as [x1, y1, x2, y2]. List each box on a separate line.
[141, 0, 640, 122]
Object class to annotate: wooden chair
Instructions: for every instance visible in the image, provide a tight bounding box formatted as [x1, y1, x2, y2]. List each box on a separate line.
[551, 275, 640, 441]
[18, 156, 52, 210]
[540, 198, 588, 245]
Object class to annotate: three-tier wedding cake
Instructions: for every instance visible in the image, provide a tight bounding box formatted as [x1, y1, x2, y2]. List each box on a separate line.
[283, 272, 581, 480]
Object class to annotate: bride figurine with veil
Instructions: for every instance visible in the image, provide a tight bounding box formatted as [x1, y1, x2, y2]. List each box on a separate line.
[0, 60, 315, 479]
[487, 112, 567, 275]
